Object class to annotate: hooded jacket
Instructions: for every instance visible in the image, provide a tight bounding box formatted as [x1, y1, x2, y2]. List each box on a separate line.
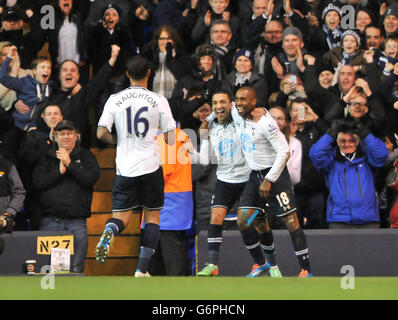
[309, 133, 388, 225]
[0, 57, 51, 131]
[169, 57, 222, 120]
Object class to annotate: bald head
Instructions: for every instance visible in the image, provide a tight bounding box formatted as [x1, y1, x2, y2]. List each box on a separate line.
[253, 0, 268, 17]
[238, 86, 257, 98]
[265, 20, 283, 44]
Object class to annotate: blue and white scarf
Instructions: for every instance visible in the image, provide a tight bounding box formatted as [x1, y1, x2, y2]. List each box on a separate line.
[341, 51, 356, 66]
[323, 24, 343, 49]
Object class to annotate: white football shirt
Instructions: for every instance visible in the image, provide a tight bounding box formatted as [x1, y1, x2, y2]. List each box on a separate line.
[230, 105, 290, 182]
[98, 86, 176, 177]
[196, 120, 251, 183]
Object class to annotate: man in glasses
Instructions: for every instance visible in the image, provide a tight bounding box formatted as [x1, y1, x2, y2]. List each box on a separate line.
[247, 19, 284, 94]
[309, 117, 388, 229]
[342, 91, 385, 137]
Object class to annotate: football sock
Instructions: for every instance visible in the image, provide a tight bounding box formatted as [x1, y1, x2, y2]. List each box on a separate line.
[259, 231, 277, 266]
[137, 246, 155, 273]
[105, 218, 125, 236]
[240, 228, 266, 266]
[207, 224, 223, 265]
[142, 223, 160, 250]
[289, 227, 311, 272]
[137, 223, 160, 273]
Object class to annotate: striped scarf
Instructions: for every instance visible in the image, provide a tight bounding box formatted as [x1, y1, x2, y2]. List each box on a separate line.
[323, 24, 342, 49]
[152, 52, 176, 99]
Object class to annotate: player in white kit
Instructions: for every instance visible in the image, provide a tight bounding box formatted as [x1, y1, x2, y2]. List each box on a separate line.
[95, 56, 176, 277]
[234, 87, 312, 278]
[194, 90, 282, 278]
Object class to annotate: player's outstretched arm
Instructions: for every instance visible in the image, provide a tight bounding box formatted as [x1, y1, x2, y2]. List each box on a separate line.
[97, 126, 117, 145]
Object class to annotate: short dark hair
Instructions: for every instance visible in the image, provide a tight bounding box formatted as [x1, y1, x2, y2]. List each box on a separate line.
[38, 100, 62, 116]
[290, 97, 309, 105]
[212, 89, 232, 101]
[59, 59, 79, 70]
[364, 24, 382, 35]
[289, 97, 309, 114]
[126, 56, 149, 81]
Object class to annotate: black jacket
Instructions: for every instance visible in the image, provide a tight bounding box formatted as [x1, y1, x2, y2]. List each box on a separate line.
[87, 22, 135, 76]
[222, 69, 269, 106]
[152, 0, 186, 34]
[51, 61, 114, 147]
[190, 8, 240, 47]
[0, 29, 39, 69]
[303, 63, 385, 126]
[246, 16, 284, 95]
[169, 61, 222, 121]
[294, 118, 329, 193]
[141, 44, 191, 91]
[18, 116, 53, 194]
[33, 144, 99, 220]
[48, 10, 88, 66]
[0, 105, 14, 162]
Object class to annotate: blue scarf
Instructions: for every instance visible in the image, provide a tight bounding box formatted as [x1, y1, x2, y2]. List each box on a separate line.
[341, 51, 356, 66]
[323, 24, 342, 49]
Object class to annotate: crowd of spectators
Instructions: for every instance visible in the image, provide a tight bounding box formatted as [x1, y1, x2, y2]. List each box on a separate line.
[0, 0, 397, 247]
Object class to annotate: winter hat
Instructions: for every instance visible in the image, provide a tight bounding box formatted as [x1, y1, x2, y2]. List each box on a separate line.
[233, 49, 255, 66]
[282, 26, 303, 41]
[316, 60, 334, 76]
[195, 44, 217, 74]
[102, 4, 121, 20]
[322, 4, 342, 21]
[195, 44, 216, 61]
[2, 8, 23, 22]
[342, 29, 361, 47]
[384, 3, 398, 20]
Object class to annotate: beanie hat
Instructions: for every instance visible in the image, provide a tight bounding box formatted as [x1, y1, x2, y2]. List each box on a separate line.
[322, 4, 342, 21]
[384, 3, 398, 20]
[102, 4, 121, 20]
[233, 49, 255, 66]
[282, 26, 303, 41]
[316, 60, 335, 76]
[342, 29, 361, 47]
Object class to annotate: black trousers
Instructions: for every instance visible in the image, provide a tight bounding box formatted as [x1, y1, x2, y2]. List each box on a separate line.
[148, 230, 187, 276]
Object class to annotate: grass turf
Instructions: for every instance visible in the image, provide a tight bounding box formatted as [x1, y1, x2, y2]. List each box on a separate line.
[0, 276, 397, 300]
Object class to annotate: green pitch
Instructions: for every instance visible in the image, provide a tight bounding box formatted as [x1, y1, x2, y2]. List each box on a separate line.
[1, 276, 397, 300]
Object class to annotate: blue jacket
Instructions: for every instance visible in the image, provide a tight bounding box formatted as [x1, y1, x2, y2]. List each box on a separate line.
[309, 133, 388, 225]
[0, 57, 51, 131]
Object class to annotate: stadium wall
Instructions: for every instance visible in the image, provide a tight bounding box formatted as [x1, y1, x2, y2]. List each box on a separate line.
[197, 229, 398, 276]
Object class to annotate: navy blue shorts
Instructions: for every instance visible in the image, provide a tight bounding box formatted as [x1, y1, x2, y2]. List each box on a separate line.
[238, 167, 297, 218]
[112, 167, 164, 212]
[211, 179, 247, 210]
